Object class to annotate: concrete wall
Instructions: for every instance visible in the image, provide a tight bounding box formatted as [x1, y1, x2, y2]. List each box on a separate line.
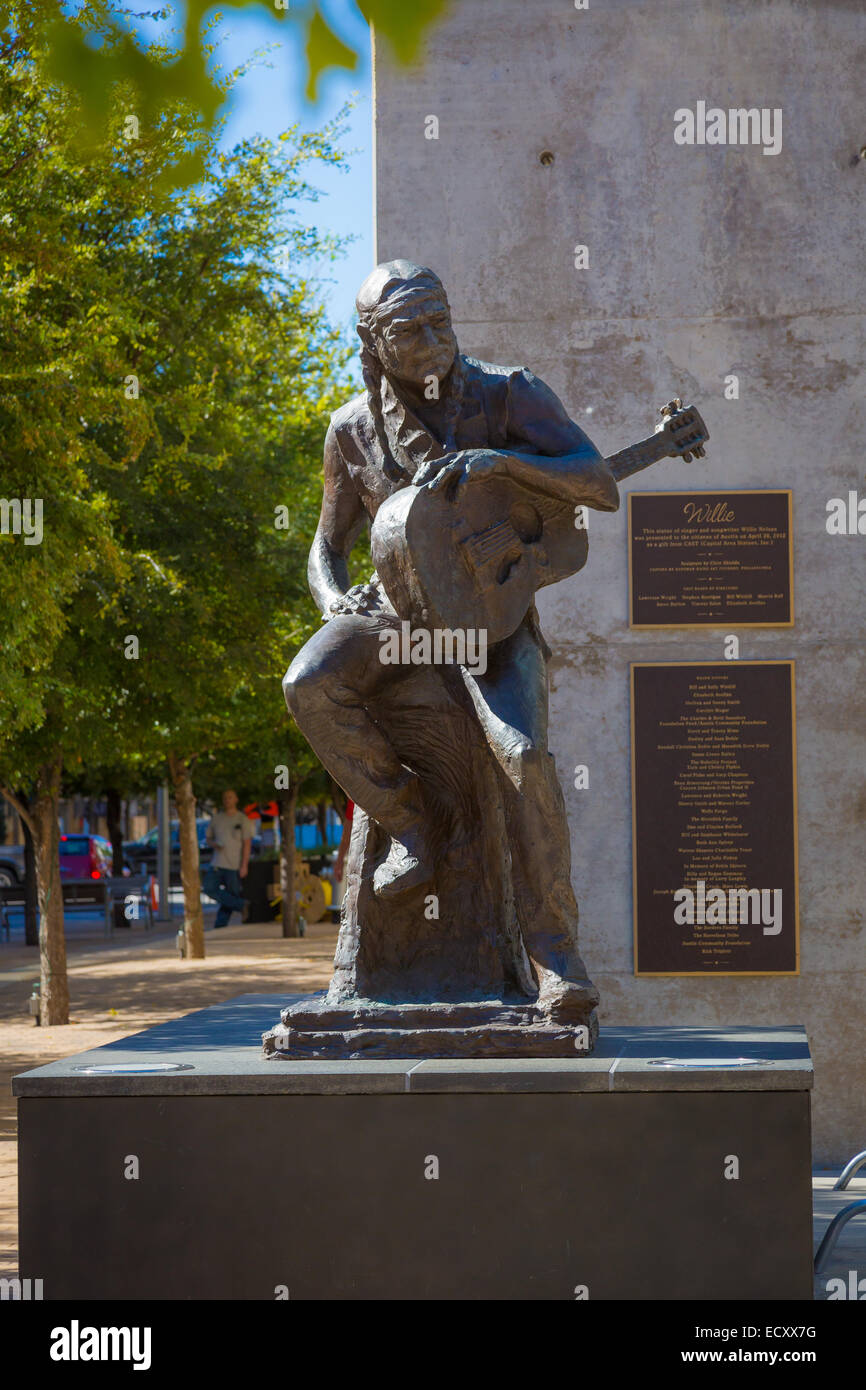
[372, 0, 866, 1163]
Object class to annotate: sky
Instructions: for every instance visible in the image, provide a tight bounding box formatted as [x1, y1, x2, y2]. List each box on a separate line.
[215, 4, 373, 333]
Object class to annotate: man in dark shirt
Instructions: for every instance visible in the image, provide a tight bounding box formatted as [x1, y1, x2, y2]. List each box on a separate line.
[284, 261, 619, 1022]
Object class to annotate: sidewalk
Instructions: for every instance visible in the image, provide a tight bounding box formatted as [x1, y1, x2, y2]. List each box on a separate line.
[0, 886, 200, 982]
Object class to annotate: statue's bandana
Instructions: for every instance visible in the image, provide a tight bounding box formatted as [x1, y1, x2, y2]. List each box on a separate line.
[357, 266, 446, 327]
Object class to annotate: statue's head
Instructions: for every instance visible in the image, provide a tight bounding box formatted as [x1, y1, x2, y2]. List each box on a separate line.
[356, 260, 458, 391]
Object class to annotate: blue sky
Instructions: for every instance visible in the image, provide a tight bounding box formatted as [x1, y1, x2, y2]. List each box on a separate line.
[215, 4, 373, 331]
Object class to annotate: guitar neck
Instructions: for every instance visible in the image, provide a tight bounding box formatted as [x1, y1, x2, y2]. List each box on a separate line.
[605, 430, 671, 483]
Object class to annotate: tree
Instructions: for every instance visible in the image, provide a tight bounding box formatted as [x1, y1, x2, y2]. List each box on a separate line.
[65, 754, 164, 874]
[85, 116, 352, 955]
[0, 11, 139, 1019]
[0, 640, 127, 1022]
[0, 7, 351, 1009]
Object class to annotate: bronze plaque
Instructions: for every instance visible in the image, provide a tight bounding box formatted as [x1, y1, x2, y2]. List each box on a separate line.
[628, 490, 793, 627]
[631, 662, 799, 976]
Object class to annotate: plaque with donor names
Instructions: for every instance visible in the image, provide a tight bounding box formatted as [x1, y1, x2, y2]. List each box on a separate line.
[631, 661, 799, 976]
[628, 490, 793, 628]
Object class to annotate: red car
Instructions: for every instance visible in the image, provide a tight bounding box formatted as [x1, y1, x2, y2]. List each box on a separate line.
[59, 834, 113, 881]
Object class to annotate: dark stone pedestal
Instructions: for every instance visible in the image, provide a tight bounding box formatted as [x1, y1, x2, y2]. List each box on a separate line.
[13, 995, 814, 1301]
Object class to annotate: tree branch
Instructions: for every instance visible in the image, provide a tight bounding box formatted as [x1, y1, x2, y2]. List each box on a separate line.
[0, 143, 48, 179]
[0, 786, 36, 838]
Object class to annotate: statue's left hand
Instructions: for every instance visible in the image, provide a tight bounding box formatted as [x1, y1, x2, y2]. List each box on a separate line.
[415, 449, 503, 494]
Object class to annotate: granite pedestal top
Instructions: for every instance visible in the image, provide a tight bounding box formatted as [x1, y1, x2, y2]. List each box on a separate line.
[11, 993, 813, 1097]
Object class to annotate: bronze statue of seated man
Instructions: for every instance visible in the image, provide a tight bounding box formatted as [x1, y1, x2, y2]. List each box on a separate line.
[283, 260, 620, 1025]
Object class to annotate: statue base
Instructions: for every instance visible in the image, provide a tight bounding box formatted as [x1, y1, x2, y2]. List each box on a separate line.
[13, 997, 815, 1301]
[262, 996, 598, 1059]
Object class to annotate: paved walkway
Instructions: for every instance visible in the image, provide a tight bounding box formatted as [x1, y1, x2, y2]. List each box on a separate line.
[2, 912, 864, 1296]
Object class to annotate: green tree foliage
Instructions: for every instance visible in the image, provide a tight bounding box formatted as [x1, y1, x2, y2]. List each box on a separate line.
[0, 5, 353, 1010]
[87, 119, 351, 954]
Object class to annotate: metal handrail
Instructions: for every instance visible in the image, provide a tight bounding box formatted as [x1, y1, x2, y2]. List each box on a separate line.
[814, 1199, 866, 1276]
[834, 1150, 866, 1191]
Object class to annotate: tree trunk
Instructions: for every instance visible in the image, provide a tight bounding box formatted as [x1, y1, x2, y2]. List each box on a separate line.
[278, 784, 298, 939]
[105, 786, 125, 876]
[32, 760, 69, 1025]
[168, 753, 205, 959]
[22, 808, 38, 946]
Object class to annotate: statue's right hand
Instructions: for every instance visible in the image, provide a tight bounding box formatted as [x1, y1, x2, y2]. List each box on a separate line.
[327, 581, 385, 618]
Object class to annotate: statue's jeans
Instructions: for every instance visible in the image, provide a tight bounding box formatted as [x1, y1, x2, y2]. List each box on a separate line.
[283, 608, 592, 989]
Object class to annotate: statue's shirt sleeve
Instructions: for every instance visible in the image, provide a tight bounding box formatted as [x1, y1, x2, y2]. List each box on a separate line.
[502, 367, 619, 512]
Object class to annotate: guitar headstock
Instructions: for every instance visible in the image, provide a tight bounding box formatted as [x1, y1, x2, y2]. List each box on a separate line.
[655, 398, 709, 463]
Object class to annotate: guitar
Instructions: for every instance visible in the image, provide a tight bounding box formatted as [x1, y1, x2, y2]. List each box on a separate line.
[371, 400, 709, 646]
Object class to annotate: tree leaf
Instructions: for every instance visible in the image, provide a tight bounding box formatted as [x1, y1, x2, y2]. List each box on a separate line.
[358, 0, 450, 62]
[304, 10, 358, 103]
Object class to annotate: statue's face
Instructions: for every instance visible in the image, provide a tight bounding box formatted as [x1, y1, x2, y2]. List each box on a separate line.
[372, 293, 457, 390]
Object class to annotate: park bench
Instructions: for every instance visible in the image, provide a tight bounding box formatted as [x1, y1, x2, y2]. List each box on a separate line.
[61, 879, 113, 935]
[0, 875, 154, 941]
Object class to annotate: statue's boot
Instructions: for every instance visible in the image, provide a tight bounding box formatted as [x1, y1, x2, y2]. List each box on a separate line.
[373, 823, 435, 901]
[534, 964, 600, 1024]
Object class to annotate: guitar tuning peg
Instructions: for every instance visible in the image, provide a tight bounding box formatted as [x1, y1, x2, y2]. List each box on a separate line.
[693, 445, 705, 459]
[674, 397, 683, 410]
[681, 451, 692, 463]
[659, 399, 680, 419]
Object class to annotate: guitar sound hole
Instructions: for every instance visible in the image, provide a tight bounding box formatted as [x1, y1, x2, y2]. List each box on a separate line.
[509, 501, 543, 544]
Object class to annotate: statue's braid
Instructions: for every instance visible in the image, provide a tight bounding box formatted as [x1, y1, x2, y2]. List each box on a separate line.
[359, 340, 402, 480]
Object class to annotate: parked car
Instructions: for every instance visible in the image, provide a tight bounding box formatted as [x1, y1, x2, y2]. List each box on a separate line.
[123, 819, 213, 874]
[0, 844, 24, 888]
[59, 833, 113, 881]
